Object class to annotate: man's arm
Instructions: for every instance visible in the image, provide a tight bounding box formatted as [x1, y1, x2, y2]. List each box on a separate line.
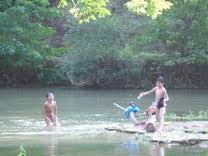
[164, 89, 169, 102]
[140, 87, 156, 97]
[54, 104, 58, 117]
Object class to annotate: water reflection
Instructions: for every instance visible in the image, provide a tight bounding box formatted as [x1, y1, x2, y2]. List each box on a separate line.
[117, 138, 140, 156]
[118, 138, 166, 156]
[151, 144, 165, 156]
[46, 133, 58, 156]
[125, 139, 140, 156]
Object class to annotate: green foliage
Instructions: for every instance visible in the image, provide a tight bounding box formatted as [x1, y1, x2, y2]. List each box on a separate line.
[59, 0, 172, 23]
[61, 15, 140, 87]
[37, 66, 63, 84]
[0, 0, 60, 66]
[0, 0, 63, 84]
[0, 0, 207, 88]
[130, 0, 207, 52]
[59, 0, 208, 88]
[126, 0, 173, 19]
[118, 0, 208, 88]
[69, 0, 111, 24]
[58, 0, 111, 23]
[140, 0, 208, 58]
[17, 146, 26, 156]
[166, 110, 208, 121]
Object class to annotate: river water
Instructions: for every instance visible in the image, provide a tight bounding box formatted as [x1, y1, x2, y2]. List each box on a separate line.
[0, 87, 207, 156]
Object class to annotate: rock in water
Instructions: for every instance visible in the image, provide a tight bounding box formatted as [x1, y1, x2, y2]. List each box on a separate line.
[105, 121, 208, 145]
[145, 123, 156, 132]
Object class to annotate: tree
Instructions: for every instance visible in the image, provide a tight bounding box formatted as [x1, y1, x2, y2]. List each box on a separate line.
[59, 0, 173, 23]
[0, 0, 61, 84]
[61, 16, 130, 87]
[120, 0, 208, 88]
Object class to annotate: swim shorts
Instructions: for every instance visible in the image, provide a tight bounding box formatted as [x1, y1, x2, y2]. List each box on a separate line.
[157, 96, 164, 109]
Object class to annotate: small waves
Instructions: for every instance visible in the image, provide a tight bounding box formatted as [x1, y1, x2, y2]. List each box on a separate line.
[0, 116, 120, 137]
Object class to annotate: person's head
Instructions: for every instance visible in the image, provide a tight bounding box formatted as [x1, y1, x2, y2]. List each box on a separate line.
[129, 101, 136, 106]
[46, 92, 54, 101]
[146, 106, 157, 116]
[156, 76, 164, 88]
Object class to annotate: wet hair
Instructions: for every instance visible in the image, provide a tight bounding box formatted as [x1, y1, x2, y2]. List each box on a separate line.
[129, 101, 136, 105]
[156, 76, 164, 83]
[45, 92, 54, 98]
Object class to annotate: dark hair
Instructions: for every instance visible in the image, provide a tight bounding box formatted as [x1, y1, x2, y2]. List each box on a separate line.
[156, 76, 164, 83]
[129, 101, 136, 106]
[45, 92, 54, 98]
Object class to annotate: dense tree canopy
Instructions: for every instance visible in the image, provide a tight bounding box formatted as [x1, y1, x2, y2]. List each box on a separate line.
[0, 0, 62, 84]
[0, 0, 207, 88]
[59, 0, 208, 88]
[59, 0, 173, 23]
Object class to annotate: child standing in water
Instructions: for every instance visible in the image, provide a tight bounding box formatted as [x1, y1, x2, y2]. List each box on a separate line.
[43, 92, 59, 127]
[139, 77, 169, 132]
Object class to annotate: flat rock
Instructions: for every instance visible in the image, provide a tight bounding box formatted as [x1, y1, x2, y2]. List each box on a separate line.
[105, 124, 146, 134]
[105, 121, 208, 145]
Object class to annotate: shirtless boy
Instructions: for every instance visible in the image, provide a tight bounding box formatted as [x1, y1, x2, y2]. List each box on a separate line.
[43, 92, 59, 127]
[139, 76, 169, 132]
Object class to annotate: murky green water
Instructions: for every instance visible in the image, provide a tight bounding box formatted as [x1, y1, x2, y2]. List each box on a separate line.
[0, 87, 207, 156]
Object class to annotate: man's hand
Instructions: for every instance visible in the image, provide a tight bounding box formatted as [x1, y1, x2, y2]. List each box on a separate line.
[139, 93, 144, 97]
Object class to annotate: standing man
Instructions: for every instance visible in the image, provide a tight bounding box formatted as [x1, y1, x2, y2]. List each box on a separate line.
[139, 76, 169, 132]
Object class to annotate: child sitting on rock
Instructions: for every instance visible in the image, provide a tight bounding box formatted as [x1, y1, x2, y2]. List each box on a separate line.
[113, 102, 140, 125]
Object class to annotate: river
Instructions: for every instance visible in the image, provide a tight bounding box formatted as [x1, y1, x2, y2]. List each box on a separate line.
[0, 87, 207, 156]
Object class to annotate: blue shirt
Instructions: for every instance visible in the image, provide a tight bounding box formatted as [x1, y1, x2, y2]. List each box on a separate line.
[124, 105, 140, 118]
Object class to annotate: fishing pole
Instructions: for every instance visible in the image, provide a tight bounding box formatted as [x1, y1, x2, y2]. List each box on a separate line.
[113, 103, 127, 111]
[113, 103, 146, 116]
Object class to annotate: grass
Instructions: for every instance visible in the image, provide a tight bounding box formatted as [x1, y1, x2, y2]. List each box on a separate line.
[166, 110, 208, 121]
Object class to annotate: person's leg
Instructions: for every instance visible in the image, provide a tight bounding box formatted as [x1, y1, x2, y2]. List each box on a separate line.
[55, 116, 61, 127]
[129, 112, 138, 125]
[158, 107, 166, 132]
[49, 115, 57, 127]
[156, 108, 160, 123]
[44, 116, 50, 126]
